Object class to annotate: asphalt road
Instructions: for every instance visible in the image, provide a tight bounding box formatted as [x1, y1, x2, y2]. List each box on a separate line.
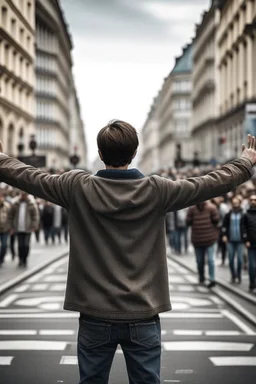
[0, 256, 255, 384]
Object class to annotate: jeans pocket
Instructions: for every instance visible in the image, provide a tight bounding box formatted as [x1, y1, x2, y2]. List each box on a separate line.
[130, 320, 161, 348]
[78, 319, 111, 349]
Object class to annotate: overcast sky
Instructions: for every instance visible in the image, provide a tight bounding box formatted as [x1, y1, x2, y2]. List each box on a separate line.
[60, 0, 211, 167]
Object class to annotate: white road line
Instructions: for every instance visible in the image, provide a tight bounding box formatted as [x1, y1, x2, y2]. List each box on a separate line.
[210, 296, 224, 305]
[0, 330, 37, 336]
[210, 357, 256, 366]
[50, 284, 66, 291]
[39, 330, 75, 336]
[168, 276, 185, 283]
[173, 330, 203, 336]
[162, 341, 253, 351]
[31, 284, 49, 291]
[0, 341, 67, 350]
[43, 275, 66, 282]
[222, 310, 255, 335]
[0, 313, 78, 319]
[197, 287, 208, 293]
[184, 275, 198, 284]
[205, 331, 242, 336]
[160, 312, 223, 319]
[26, 271, 48, 283]
[60, 356, 77, 365]
[164, 381, 180, 383]
[0, 294, 18, 308]
[14, 285, 30, 293]
[0, 356, 14, 365]
[177, 286, 195, 292]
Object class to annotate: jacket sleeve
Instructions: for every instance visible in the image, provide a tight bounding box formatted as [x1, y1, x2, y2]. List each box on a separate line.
[0, 154, 86, 208]
[153, 158, 253, 213]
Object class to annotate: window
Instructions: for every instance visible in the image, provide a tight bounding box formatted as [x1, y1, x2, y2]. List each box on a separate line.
[27, 35, 30, 51]
[173, 81, 191, 93]
[27, 2, 31, 21]
[11, 19, 16, 37]
[1, 7, 7, 28]
[172, 98, 191, 110]
[20, 28, 24, 45]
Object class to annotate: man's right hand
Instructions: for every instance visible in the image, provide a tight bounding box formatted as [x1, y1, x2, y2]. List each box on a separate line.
[222, 236, 228, 243]
[246, 241, 251, 248]
[241, 134, 256, 165]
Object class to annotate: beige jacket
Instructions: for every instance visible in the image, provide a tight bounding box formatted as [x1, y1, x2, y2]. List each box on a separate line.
[0, 201, 11, 232]
[0, 154, 253, 320]
[8, 197, 39, 233]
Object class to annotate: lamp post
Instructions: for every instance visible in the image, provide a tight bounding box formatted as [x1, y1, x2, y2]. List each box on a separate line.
[29, 134, 37, 156]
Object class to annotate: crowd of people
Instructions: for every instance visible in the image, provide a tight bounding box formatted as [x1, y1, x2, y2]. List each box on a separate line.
[164, 165, 256, 293]
[0, 183, 68, 268]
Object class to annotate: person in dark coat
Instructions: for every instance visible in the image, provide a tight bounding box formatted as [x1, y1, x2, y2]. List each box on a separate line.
[221, 196, 246, 284]
[243, 194, 256, 292]
[187, 201, 219, 288]
[41, 201, 54, 245]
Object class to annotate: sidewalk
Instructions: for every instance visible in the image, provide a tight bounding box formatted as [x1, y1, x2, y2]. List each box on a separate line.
[169, 244, 256, 298]
[0, 233, 69, 288]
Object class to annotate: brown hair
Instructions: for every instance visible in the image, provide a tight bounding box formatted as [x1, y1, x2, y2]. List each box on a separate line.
[97, 120, 138, 167]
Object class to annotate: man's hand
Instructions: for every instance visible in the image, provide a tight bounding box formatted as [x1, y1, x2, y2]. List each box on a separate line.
[246, 241, 251, 248]
[222, 236, 228, 243]
[241, 134, 256, 165]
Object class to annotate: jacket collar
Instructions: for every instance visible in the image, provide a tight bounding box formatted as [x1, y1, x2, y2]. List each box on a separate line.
[95, 168, 144, 180]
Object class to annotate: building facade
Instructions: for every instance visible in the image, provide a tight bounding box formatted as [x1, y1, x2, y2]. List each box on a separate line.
[35, 0, 72, 168]
[138, 96, 160, 175]
[192, 5, 219, 163]
[0, 0, 35, 156]
[69, 79, 88, 169]
[157, 44, 193, 168]
[216, 0, 256, 161]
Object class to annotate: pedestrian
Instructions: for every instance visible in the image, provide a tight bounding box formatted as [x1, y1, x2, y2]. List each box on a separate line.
[41, 201, 54, 245]
[52, 204, 62, 244]
[174, 208, 189, 254]
[61, 207, 68, 243]
[212, 196, 229, 265]
[0, 192, 11, 266]
[8, 192, 39, 267]
[221, 196, 246, 284]
[0, 124, 255, 384]
[243, 194, 256, 292]
[186, 200, 219, 288]
[165, 211, 177, 253]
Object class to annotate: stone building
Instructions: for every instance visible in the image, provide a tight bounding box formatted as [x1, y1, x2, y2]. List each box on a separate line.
[35, 0, 73, 168]
[0, 0, 35, 156]
[192, 4, 219, 164]
[69, 79, 88, 169]
[138, 95, 160, 175]
[216, 0, 256, 162]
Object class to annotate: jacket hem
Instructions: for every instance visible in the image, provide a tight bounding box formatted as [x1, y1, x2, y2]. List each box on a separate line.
[63, 302, 172, 320]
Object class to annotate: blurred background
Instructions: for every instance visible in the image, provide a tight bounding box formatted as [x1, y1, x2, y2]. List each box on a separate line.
[0, 0, 256, 174]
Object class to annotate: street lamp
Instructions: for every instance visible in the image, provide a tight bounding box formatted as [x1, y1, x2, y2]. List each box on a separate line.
[29, 134, 37, 156]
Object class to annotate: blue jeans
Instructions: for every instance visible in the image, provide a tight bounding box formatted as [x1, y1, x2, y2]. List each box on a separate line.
[175, 227, 188, 254]
[227, 242, 244, 280]
[194, 243, 216, 282]
[248, 247, 256, 285]
[77, 314, 161, 384]
[0, 232, 9, 264]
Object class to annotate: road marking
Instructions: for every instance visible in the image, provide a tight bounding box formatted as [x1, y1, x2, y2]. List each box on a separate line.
[39, 330, 75, 336]
[164, 381, 180, 383]
[177, 286, 195, 292]
[210, 357, 256, 366]
[210, 296, 224, 305]
[0, 294, 18, 308]
[26, 271, 48, 283]
[15, 296, 64, 307]
[0, 341, 68, 350]
[160, 312, 223, 318]
[31, 284, 49, 291]
[162, 341, 253, 351]
[0, 330, 37, 335]
[171, 297, 212, 306]
[44, 275, 66, 282]
[205, 331, 241, 336]
[0, 356, 14, 365]
[60, 356, 77, 365]
[173, 330, 203, 336]
[184, 275, 198, 284]
[14, 285, 30, 293]
[168, 276, 185, 283]
[0, 313, 78, 318]
[40, 303, 62, 310]
[50, 284, 66, 291]
[222, 310, 255, 335]
[197, 286, 208, 293]
[175, 369, 194, 374]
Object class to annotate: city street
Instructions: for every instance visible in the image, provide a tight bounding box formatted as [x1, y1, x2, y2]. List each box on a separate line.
[0, 255, 256, 383]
